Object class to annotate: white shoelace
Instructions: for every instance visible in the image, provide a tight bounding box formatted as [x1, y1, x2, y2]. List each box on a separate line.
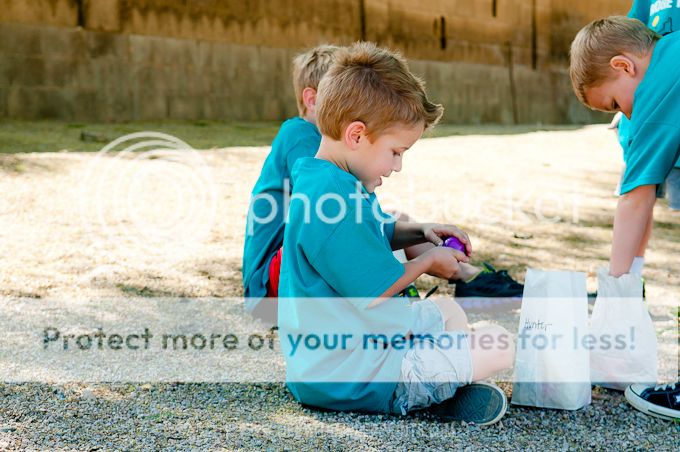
[653, 383, 678, 391]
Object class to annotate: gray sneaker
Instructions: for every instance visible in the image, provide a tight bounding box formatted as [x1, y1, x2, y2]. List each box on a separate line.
[427, 381, 508, 426]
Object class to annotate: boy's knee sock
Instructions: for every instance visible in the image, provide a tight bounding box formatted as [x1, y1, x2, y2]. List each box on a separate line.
[629, 256, 645, 275]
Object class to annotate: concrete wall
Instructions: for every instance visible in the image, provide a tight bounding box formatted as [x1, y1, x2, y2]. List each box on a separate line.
[0, 22, 298, 121]
[0, 0, 630, 123]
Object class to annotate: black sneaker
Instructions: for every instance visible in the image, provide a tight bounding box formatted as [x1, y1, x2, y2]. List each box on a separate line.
[427, 382, 508, 426]
[625, 382, 680, 421]
[454, 263, 524, 298]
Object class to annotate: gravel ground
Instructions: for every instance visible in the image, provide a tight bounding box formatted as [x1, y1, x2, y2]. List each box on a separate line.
[0, 125, 678, 450]
[0, 383, 676, 450]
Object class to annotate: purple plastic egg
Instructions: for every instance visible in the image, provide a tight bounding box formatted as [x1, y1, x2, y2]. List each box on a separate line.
[444, 236, 466, 253]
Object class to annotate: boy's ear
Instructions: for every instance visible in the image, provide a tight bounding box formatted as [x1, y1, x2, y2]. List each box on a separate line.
[344, 121, 366, 150]
[302, 87, 317, 113]
[609, 55, 636, 77]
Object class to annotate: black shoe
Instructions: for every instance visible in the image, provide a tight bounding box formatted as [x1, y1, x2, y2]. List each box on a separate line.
[454, 263, 524, 298]
[427, 382, 508, 426]
[625, 382, 680, 421]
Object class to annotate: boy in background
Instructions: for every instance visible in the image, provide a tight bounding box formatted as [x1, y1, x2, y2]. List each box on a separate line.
[243, 47, 523, 323]
[242, 45, 339, 322]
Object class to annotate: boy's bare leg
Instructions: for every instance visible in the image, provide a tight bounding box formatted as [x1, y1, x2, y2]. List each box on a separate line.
[432, 298, 470, 333]
[468, 325, 514, 381]
[433, 298, 514, 381]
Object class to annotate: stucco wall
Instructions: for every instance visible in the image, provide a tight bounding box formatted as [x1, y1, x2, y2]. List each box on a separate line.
[0, 0, 630, 123]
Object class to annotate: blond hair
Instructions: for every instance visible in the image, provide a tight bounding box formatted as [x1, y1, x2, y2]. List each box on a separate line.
[315, 42, 443, 140]
[570, 16, 659, 105]
[292, 45, 341, 116]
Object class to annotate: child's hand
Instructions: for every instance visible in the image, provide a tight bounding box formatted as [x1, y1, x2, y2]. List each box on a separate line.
[422, 223, 472, 256]
[424, 246, 467, 280]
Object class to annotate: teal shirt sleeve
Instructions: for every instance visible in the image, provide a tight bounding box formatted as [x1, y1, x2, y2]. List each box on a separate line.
[621, 122, 680, 194]
[285, 135, 321, 180]
[308, 209, 405, 298]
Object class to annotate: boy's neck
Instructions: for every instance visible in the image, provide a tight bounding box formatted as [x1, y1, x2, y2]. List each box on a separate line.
[301, 113, 317, 125]
[315, 136, 350, 172]
[630, 42, 656, 81]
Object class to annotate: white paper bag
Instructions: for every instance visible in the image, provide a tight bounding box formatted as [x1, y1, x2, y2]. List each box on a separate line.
[511, 269, 591, 410]
[589, 268, 657, 391]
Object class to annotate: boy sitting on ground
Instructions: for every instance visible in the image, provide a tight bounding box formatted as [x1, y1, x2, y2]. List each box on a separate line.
[278, 42, 514, 425]
[243, 47, 523, 324]
[242, 45, 340, 322]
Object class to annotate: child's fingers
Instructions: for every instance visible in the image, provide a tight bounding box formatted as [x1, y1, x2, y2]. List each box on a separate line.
[425, 229, 445, 246]
[443, 245, 469, 263]
[433, 225, 473, 255]
[439, 226, 470, 244]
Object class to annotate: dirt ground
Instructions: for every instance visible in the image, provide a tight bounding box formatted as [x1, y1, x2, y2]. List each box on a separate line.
[1, 124, 678, 300]
[0, 124, 678, 449]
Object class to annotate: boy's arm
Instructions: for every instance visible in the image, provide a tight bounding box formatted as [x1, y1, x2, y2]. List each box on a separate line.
[369, 247, 464, 307]
[391, 220, 472, 255]
[375, 253, 432, 301]
[609, 184, 656, 276]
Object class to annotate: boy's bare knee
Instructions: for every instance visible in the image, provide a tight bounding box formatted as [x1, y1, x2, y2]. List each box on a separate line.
[433, 299, 468, 326]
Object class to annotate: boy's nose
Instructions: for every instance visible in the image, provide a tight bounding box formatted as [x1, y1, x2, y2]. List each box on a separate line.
[393, 159, 402, 172]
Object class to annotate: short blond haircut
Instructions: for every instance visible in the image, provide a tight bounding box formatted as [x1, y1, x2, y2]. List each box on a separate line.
[292, 45, 341, 116]
[570, 16, 659, 106]
[315, 42, 443, 140]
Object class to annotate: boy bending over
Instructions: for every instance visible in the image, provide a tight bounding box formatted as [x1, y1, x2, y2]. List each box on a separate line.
[570, 15, 680, 421]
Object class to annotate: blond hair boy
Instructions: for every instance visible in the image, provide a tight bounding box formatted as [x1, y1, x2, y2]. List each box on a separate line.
[243, 45, 340, 321]
[570, 16, 680, 277]
[279, 42, 513, 425]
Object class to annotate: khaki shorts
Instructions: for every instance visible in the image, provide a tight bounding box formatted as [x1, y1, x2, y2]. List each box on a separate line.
[390, 300, 473, 415]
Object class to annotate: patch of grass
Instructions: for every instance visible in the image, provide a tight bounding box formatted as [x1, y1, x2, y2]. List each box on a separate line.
[0, 120, 283, 154]
[424, 123, 586, 138]
[561, 232, 601, 247]
[0, 120, 591, 154]
[115, 284, 175, 298]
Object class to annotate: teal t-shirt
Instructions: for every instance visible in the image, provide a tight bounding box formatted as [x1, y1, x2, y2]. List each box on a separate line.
[279, 157, 415, 413]
[242, 117, 320, 313]
[629, 0, 680, 35]
[620, 0, 680, 168]
[620, 31, 680, 194]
